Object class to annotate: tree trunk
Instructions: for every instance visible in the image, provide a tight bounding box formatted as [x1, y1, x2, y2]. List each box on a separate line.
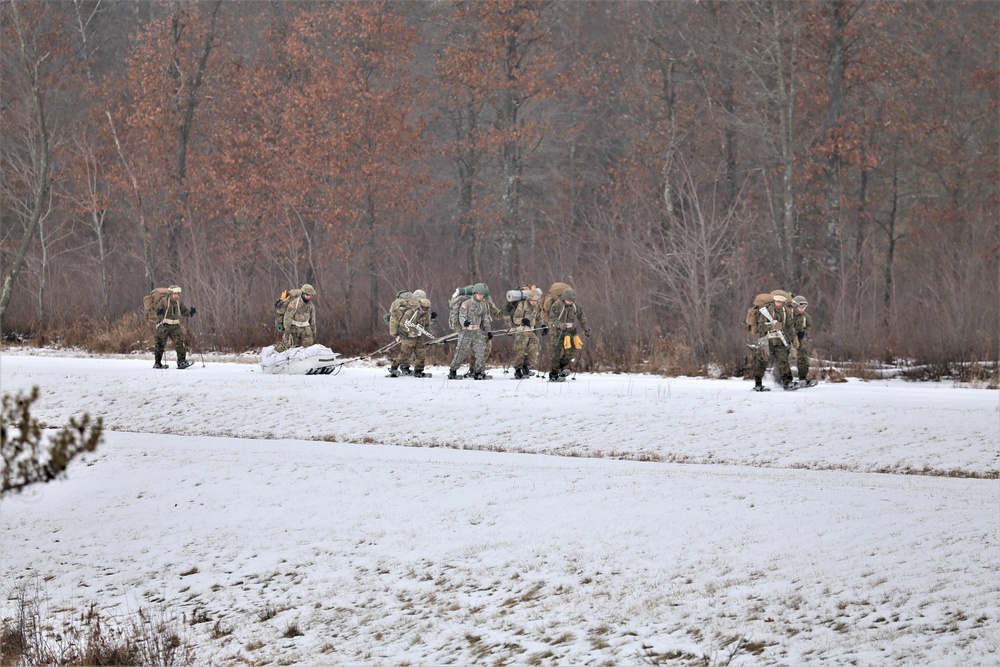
[366, 191, 380, 332]
[166, 0, 221, 279]
[822, 0, 847, 274]
[0, 2, 51, 325]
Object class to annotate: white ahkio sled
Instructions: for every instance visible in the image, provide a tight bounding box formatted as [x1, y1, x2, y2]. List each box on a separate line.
[260, 344, 342, 375]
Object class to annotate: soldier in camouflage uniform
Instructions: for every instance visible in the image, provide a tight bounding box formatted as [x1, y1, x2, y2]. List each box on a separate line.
[153, 285, 196, 369]
[791, 295, 813, 383]
[275, 284, 317, 352]
[547, 287, 589, 382]
[473, 291, 502, 373]
[509, 287, 543, 379]
[751, 292, 794, 390]
[450, 285, 499, 375]
[390, 298, 433, 378]
[388, 290, 419, 374]
[448, 283, 492, 380]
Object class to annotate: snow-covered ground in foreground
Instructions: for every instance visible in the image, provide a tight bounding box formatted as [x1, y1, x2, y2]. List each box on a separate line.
[1, 350, 998, 666]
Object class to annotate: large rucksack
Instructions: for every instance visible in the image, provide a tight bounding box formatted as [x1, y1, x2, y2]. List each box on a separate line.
[539, 282, 572, 323]
[142, 287, 173, 324]
[445, 285, 477, 331]
[503, 284, 538, 316]
[745, 293, 774, 335]
[384, 290, 411, 324]
[448, 293, 472, 331]
[274, 288, 302, 332]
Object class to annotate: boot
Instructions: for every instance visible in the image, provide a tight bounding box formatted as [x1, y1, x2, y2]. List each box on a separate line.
[520, 366, 532, 378]
[548, 372, 565, 383]
[400, 365, 413, 376]
[514, 367, 524, 379]
[388, 366, 399, 377]
[472, 372, 488, 380]
[177, 359, 194, 370]
[448, 369, 458, 380]
[752, 382, 770, 392]
[413, 370, 430, 378]
[153, 360, 167, 369]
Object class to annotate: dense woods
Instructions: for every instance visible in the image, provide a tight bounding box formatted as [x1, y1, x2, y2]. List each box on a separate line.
[2, 0, 997, 371]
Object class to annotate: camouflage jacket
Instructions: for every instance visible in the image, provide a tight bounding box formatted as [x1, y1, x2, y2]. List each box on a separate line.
[793, 311, 812, 337]
[755, 304, 792, 347]
[510, 299, 541, 330]
[155, 295, 191, 325]
[283, 296, 316, 338]
[398, 305, 431, 339]
[548, 300, 587, 334]
[459, 296, 492, 333]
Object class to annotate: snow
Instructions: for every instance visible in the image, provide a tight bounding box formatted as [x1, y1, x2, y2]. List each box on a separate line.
[1, 349, 998, 665]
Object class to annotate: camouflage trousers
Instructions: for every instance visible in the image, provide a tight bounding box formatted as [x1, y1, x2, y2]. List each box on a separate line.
[451, 330, 488, 374]
[753, 342, 792, 385]
[275, 326, 314, 353]
[511, 331, 540, 370]
[394, 337, 426, 372]
[550, 331, 581, 373]
[793, 342, 811, 380]
[155, 323, 187, 363]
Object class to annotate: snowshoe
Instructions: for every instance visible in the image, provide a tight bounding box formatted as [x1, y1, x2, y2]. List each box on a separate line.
[780, 381, 799, 391]
[514, 368, 524, 379]
[176, 360, 194, 370]
[558, 368, 571, 377]
[751, 384, 770, 392]
[472, 372, 491, 380]
[387, 367, 400, 377]
[399, 366, 413, 376]
[797, 378, 818, 388]
[448, 369, 460, 380]
[153, 361, 168, 369]
[413, 371, 432, 378]
[548, 372, 566, 383]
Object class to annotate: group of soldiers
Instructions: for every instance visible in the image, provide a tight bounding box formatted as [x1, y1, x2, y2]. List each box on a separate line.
[747, 290, 813, 391]
[151, 281, 813, 390]
[387, 282, 589, 382]
[154, 281, 815, 391]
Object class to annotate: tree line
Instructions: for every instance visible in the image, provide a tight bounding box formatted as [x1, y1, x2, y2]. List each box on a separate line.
[2, 0, 997, 370]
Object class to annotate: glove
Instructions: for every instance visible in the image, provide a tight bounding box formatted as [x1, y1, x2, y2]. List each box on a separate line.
[464, 319, 471, 328]
[155, 307, 164, 316]
[585, 327, 591, 337]
[487, 331, 493, 340]
[541, 326, 549, 336]
[521, 318, 531, 326]
[189, 306, 197, 316]
[797, 331, 805, 340]
[431, 311, 438, 321]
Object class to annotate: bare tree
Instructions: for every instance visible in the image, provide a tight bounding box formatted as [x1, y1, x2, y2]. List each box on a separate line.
[626, 158, 749, 356]
[0, 0, 51, 325]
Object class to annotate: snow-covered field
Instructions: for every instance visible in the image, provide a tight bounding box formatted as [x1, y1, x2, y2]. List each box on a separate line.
[1, 349, 997, 666]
